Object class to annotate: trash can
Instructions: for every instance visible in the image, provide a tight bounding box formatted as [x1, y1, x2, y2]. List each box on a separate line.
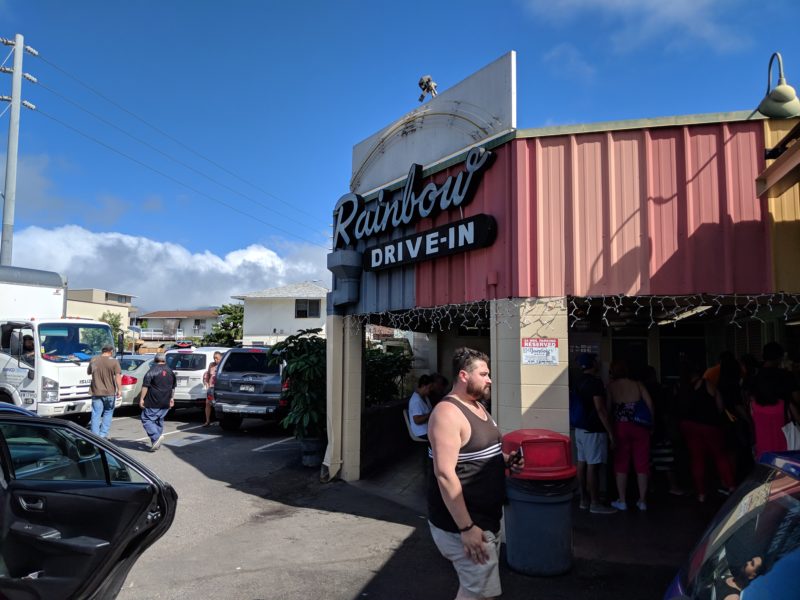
[502, 429, 577, 576]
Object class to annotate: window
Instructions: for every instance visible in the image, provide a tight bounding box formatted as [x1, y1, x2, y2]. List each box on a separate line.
[0, 422, 147, 483]
[165, 353, 207, 371]
[295, 299, 320, 319]
[220, 352, 279, 375]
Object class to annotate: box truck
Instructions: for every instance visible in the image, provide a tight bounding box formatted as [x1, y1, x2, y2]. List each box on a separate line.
[0, 265, 115, 419]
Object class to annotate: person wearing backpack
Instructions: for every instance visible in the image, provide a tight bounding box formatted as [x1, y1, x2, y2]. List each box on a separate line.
[572, 352, 617, 514]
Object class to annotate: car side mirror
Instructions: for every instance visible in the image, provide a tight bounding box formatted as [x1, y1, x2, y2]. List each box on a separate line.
[26, 369, 34, 380]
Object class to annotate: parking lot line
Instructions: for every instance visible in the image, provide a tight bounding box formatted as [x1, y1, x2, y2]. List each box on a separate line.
[251, 437, 294, 452]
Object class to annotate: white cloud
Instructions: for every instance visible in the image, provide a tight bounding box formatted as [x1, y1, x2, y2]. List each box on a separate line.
[524, 0, 747, 53]
[542, 44, 596, 81]
[13, 225, 331, 311]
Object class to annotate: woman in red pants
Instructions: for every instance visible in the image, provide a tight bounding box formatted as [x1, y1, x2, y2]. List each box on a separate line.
[680, 367, 735, 502]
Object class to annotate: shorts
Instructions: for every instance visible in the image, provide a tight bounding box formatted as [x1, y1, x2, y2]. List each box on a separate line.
[574, 428, 608, 465]
[429, 521, 501, 599]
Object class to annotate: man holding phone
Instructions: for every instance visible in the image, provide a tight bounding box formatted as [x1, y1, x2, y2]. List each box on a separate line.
[427, 347, 523, 600]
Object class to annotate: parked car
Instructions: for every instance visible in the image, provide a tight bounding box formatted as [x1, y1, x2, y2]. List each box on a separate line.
[0, 404, 178, 599]
[663, 451, 800, 600]
[118, 353, 156, 406]
[212, 346, 286, 431]
[164, 346, 229, 408]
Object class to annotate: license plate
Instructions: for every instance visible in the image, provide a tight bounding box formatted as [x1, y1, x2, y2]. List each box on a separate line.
[177, 377, 189, 387]
[229, 405, 267, 414]
[239, 384, 255, 392]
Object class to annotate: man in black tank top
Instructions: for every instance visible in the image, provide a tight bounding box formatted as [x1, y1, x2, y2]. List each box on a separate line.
[427, 348, 523, 600]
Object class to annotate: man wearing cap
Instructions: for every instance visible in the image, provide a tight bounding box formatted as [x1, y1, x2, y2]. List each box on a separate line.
[573, 352, 616, 514]
[87, 345, 122, 438]
[139, 353, 176, 451]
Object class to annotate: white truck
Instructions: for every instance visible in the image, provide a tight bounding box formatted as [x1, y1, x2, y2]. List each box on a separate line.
[0, 265, 115, 420]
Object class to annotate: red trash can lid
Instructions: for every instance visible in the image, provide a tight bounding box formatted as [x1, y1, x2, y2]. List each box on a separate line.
[503, 429, 576, 480]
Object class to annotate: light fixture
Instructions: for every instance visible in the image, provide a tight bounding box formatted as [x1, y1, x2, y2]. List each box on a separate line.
[757, 52, 800, 119]
[657, 305, 712, 326]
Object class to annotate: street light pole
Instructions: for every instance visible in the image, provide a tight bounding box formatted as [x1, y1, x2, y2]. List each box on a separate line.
[1, 33, 24, 266]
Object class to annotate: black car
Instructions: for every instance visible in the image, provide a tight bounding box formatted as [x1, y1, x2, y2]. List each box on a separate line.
[211, 346, 286, 431]
[664, 451, 800, 600]
[0, 404, 177, 599]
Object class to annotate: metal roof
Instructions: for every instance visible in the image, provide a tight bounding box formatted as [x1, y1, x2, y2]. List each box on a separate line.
[232, 281, 329, 300]
[138, 309, 219, 319]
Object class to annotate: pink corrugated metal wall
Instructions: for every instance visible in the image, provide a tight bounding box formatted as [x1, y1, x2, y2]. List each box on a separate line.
[416, 121, 771, 306]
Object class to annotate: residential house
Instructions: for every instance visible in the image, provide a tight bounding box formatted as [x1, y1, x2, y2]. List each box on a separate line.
[136, 309, 220, 341]
[232, 282, 328, 346]
[67, 289, 135, 329]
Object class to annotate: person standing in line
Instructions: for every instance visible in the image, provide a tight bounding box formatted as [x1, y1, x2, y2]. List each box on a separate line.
[427, 348, 523, 600]
[573, 353, 617, 514]
[87, 344, 122, 438]
[607, 359, 655, 511]
[408, 374, 434, 439]
[202, 351, 223, 427]
[139, 353, 176, 451]
[429, 372, 450, 405]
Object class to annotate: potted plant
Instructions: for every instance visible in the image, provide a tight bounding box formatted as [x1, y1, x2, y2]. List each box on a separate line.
[270, 328, 327, 467]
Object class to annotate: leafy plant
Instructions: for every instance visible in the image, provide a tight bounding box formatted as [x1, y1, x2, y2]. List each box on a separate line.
[270, 328, 327, 440]
[200, 304, 242, 347]
[364, 348, 413, 408]
[99, 310, 123, 340]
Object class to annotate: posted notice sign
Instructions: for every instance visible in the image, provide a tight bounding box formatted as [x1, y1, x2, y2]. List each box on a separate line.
[521, 338, 559, 366]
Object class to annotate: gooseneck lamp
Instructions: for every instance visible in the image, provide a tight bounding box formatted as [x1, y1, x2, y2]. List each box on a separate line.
[758, 52, 800, 118]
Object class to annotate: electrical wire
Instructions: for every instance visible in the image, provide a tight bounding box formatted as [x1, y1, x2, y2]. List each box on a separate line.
[33, 79, 327, 231]
[0, 103, 9, 120]
[0, 47, 13, 68]
[33, 107, 330, 250]
[35, 54, 323, 221]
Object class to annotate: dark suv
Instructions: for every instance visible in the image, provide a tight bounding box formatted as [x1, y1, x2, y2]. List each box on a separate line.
[211, 347, 286, 431]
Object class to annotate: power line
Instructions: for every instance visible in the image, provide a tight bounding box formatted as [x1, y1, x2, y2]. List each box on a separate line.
[32, 79, 327, 231]
[34, 53, 324, 221]
[33, 107, 330, 250]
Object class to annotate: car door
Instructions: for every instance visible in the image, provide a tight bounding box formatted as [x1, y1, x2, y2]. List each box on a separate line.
[0, 415, 177, 600]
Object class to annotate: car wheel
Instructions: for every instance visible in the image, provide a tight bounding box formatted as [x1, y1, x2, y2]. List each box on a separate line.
[219, 415, 242, 431]
[73, 413, 91, 427]
[0, 392, 13, 404]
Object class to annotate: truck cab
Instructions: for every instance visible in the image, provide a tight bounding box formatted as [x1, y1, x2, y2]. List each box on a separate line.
[0, 319, 115, 418]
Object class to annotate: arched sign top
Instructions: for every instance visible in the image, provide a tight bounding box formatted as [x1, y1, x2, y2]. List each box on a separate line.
[333, 147, 496, 250]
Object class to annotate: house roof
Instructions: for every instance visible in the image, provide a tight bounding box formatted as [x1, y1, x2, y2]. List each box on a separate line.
[232, 281, 329, 300]
[138, 309, 219, 319]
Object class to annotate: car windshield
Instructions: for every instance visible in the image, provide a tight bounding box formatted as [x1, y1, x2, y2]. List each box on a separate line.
[38, 323, 115, 363]
[221, 352, 279, 374]
[684, 463, 800, 599]
[165, 353, 207, 371]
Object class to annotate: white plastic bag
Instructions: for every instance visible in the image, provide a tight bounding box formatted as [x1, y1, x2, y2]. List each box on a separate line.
[783, 422, 800, 451]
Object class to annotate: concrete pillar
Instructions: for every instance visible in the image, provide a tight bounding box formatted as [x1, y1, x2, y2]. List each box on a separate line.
[490, 297, 570, 436]
[324, 314, 364, 482]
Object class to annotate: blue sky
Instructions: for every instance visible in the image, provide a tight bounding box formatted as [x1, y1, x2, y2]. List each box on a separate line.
[1, 0, 798, 309]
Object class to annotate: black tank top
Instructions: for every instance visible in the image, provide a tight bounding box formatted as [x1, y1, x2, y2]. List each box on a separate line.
[427, 396, 505, 533]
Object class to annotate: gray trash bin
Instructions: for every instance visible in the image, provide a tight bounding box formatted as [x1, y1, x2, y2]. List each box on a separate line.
[502, 429, 577, 575]
[504, 476, 576, 575]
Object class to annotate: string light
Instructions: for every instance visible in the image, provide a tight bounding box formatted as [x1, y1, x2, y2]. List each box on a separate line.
[341, 292, 800, 336]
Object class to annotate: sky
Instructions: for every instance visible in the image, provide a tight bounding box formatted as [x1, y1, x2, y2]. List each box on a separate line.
[0, 0, 798, 311]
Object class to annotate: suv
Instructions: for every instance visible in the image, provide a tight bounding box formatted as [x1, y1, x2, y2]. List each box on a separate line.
[164, 346, 229, 408]
[212, 346, 286, 431]
[664, 451, 800, 599]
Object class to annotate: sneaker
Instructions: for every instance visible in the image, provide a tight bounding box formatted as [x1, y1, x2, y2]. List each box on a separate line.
[590, 503, 617, 514]
[610, 499, 628, 511]
[636, 500, 647, 511]
[151, 434, 165, 451]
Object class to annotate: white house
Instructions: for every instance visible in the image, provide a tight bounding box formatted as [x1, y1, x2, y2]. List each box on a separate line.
[136, 309, 220, 341]
[232, 282, 328, 346]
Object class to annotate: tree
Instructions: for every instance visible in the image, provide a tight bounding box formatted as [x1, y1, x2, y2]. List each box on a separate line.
[201, 304, 243, 347]
[99, 311, 122, 340]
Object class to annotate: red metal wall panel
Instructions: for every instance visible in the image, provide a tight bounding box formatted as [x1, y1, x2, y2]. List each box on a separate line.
[414, 120, 771, 308]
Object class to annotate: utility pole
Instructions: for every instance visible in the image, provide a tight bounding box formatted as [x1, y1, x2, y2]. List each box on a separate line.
[1, 34, 37, 266]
